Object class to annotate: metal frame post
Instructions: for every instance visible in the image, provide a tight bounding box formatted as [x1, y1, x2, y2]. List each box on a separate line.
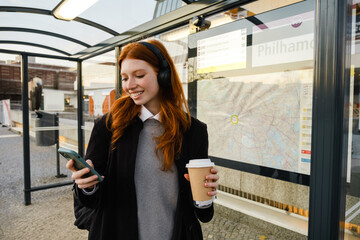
[77, 61, 84, 157]
[308, 0, 352, 238]
[55, 112, 66, 178]
[21, 53, 31, 205]
[115, 46, 122, 100]
[55, 112, 60, 176]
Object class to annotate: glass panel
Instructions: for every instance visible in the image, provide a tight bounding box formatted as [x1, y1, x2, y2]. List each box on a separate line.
[0, 53, 21, 110]
[345, 1, 360, 238]
[187, 0, 313, 238]
[207, 0, 304, 29]
[0, 32, 86, 55]
[83, 50, 116, 151]
[0, 0, 193, 57]
[0, 12, 111, 46]
[0, 44, 66, 56]
[0, 52, 23, 225]
[25, 56, 77, 185]
[0, 0, 187, 51]
[0, 49, 86, 240]
[0, 0, 59, 9]
[154, 27, 190, 98]
[73, 0, 157, 33]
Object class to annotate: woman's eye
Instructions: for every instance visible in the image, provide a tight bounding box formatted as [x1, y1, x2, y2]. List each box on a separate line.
[136, 75, 144, 78]
[122, 78, 128, 81]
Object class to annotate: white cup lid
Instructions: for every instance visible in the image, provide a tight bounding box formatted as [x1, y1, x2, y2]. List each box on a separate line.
[185, 159, 214, 168]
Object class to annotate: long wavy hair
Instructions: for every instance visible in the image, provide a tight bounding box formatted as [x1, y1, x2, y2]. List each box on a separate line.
[106, 39, 191, 171]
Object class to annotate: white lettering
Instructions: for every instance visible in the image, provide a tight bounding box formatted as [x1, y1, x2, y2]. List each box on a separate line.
[252, 33, 314, 67]
[257, 39, 313, 57]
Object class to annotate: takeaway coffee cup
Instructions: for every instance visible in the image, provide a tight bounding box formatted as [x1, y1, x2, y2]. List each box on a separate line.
[186, 159, 215, 207]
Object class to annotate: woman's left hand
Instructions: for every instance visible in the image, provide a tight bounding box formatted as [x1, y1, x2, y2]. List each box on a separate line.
[184, 167, 219, 196]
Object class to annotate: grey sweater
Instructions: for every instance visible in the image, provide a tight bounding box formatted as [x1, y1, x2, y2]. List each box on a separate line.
[134, 119, 179, 240]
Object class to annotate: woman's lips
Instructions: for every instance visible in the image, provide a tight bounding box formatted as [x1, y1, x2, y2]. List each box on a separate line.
[131, 91, 144, 100]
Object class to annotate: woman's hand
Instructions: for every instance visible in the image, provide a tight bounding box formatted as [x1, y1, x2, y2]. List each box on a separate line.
[66, 159, 102, 189]
[184, 167, 219, 196]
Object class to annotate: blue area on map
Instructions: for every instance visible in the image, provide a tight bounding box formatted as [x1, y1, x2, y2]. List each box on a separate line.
[301, 158, 310, 163]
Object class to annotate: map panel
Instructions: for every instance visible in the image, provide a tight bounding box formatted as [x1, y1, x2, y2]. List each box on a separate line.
[197, 69, 313, 174]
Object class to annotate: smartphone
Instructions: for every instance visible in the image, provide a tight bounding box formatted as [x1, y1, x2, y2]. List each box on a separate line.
[58, 147, 103, 182]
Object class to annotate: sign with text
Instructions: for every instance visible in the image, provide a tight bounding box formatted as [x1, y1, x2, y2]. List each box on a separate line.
[197, 28, 247, 73]
[252, 11, 314, 67]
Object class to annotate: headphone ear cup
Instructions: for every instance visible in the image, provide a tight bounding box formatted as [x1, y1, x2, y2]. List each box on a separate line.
[157, 68, 171, 88]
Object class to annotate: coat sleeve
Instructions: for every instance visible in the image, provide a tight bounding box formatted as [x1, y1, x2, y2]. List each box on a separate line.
[189, 119, 214, 223]
[75, 115, 111, 209]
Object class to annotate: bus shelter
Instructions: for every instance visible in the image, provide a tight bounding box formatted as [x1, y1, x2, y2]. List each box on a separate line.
[0, 0, 356, 239]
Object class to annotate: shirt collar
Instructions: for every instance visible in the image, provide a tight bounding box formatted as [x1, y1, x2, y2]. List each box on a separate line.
[139, 105, 161, 122]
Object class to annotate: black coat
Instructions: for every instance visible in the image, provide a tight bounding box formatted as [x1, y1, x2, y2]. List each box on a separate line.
[76, 114, 214, 240]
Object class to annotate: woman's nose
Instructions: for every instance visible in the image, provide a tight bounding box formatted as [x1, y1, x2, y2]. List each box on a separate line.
[126, 77, 136, 90]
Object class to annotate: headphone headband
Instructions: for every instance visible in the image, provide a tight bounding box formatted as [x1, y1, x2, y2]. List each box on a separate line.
[139, 41, 171, 88]
[139, 42, 168, 69]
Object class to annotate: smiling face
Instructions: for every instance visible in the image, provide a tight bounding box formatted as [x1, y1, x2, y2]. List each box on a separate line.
[121, 58, 160, 115]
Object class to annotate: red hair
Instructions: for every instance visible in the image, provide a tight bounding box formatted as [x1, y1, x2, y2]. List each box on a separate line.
[106, 39, 191, 171]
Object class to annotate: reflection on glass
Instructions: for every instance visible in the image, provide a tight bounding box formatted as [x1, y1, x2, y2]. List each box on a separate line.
[187, 0, 313, 238]
[83, 51, 116, 151]
[189, 2, 314, 174]
[156, 30, 189, 98]
[345, 1, 360, 238]
[27, 57, 78, 150]
[0, 53, 21, 131]
[159, 1, 306, 44]
[0, 53, 78, 182]
[0, 53, 21, 111]
[83, 51, 116, 120]
[153, 0, 184, 18]
[241, 0, 304, 15]
[29, 57, 77, 114]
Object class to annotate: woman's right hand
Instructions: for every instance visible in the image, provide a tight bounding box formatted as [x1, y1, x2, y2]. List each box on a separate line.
[66, 159, 102, 189]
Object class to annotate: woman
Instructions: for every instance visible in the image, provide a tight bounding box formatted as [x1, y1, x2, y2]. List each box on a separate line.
[66, 39, 219, 240]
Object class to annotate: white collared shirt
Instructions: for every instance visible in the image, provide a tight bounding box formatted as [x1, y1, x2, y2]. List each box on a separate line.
[139, 105, 161, 122]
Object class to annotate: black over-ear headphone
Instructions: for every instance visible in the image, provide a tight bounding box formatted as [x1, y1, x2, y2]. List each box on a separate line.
[139, 41, 172, 88]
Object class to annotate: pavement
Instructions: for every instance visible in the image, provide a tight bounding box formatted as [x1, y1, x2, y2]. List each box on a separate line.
[0, 125, 302, 240]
